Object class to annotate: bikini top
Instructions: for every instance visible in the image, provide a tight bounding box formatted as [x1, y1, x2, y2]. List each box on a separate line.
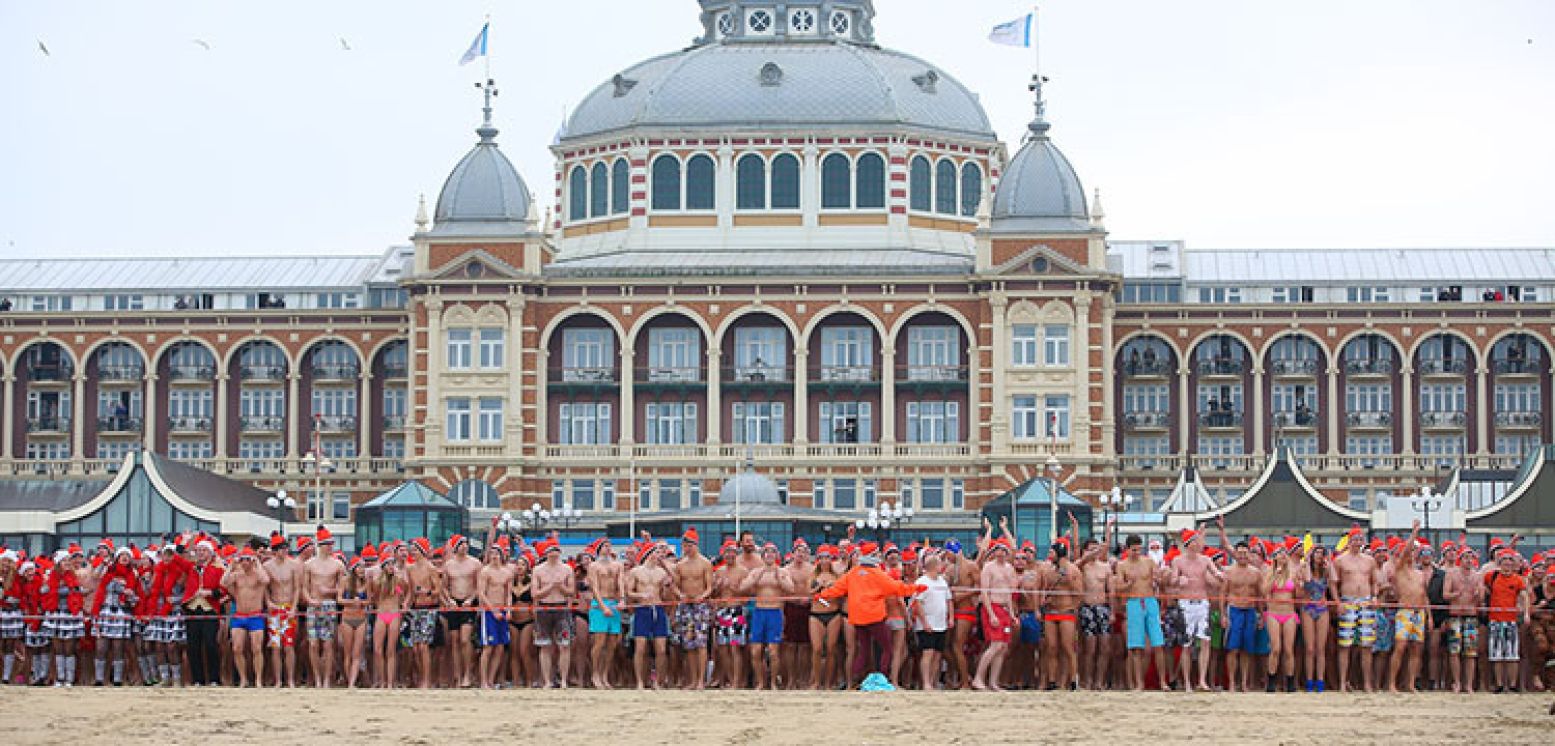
[1304, 578, 1327, 600]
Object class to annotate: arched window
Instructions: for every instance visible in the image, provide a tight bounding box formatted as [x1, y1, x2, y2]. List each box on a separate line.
[589, 162, 609, 218]
[935, 160, 958, 215]
[568, 165, 588, 220]
[959, 163, 983, 217]
[771, 153, 800, 210]
[651, 155, 682, 211]
[737, 154, 767, 210]
[686, 155, 716, 210]
[610, 159, 629, 214]
[909, 156, 932, 212]
[855, 153, 885, 210]
[821, 153, 852, 209]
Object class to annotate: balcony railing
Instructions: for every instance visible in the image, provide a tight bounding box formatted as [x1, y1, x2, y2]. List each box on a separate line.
[813, 366, 878, 385]
[634, 367, 702, 387]
[1122, 358, 1172, 378]
[382, 415, 408, 430]
[239, 415, 286, 433]
[168, 364, 216, 382]
[240, 364, 287, 382]
[1124, 411, 1171, 430]
[1343, 358, 1394, 377]
[1272, 410, 1319, 428]
[314, 415, 359, 432]
[311, 363, 360, 381]
[1494, 411, 1542, 428]
[560, 367, 618, 383]
[97, 365, 144, 382]
[26, 417, 70, 433]
[1197, 410, 1244, 429]
[1492, 358, 1541, 376]
[1419, 411, 1467, 428]
[382, 363, 409, 380]
[167, 416, 213, 433]
[722, 365, 792, 387]
[1269, 359, 1320, 377]
[26, 365, 72, 383]
[1346, 411, 1393, 428]
[899, 365, 969, 383]
[1418, 358, 1468, 376]
[96, 416, 143, 434]
[1195, 358, 1244, 377]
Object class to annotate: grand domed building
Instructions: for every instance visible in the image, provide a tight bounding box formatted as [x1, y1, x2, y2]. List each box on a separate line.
[1, 0, 1552, 553]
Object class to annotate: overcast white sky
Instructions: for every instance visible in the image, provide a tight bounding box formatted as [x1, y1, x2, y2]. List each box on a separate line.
[2, 0, 1552, 258]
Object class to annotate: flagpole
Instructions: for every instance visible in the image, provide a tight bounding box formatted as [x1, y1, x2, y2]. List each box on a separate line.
[484, 15, 492, 81]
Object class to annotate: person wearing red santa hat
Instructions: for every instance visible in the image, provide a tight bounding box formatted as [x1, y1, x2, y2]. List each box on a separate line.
[807, 546, 844, 690]
[533, 539, 578, 688]
[44, 549, 88, 686]
[184, 538, 226, 686]
[302, 526, 346, 689]
[781, 539, 816, 690]
[711, 540, 749, 688]
[673, 528, 715, 690]
[1443, 544, 1486, 693]
[1331, 524, 1382, 692]
[89, 547, 140, 686]
[624, 542, 675, 690]
[585, 535, 626, 689]
[262, 532, 304, 688]
[223, 546, 272, 688]
[0, 550, 26, 684]
[17, 560, 50, 685]
[815, 541, 924, 687]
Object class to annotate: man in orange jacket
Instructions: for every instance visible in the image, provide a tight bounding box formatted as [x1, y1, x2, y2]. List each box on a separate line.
[816, 542, 924, 686]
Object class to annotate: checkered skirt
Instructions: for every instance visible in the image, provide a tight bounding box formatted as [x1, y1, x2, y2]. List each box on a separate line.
[96, 604, 134, 640]
[145, 608, 186, 644]
[46, 611, 84, 640]
[0, 608, 24, 639]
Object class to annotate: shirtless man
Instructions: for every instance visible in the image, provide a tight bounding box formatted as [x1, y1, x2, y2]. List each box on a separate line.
[1221, 541, 1264, 692]
[972, 538, 1018, 691]
[1115, 535, 1170, 691]
[712, 541, 750, 688]
[405, 539, 445, 689]
[586, 538, 625, 689]
[441, 535, 483, 688]
[626, 543, 677, 689]
[1330, 526, 1382, 692]
[1013, 547, 1045, 689]
[476, 541, 515, 689]
[222, 548, 271, 688]
[532, 541, 577, 688]
[736, 531, 764, 573]
[1169, 528, 1223, 692]
[783, 542, 816, 689]
[1442, 547, 1485, 692]
[1078, 536, 1116, 690]
[1046, 537, 1086, 690]
[301, 529, 345, 688]
[943, 538, 979, 689]
[1385, 521, 1429, 693]
[674, 530, 715, 690]
[739, 544, 795, 690]
[263, 535, 303, 687]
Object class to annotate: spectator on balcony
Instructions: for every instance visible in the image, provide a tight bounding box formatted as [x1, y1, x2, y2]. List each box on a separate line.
[0, 298, 10, 312]
[113, 402, 130, 430]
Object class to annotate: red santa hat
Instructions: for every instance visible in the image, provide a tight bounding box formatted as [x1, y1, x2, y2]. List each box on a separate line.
[360, 544, 379, 559]
[295, 535, 314, 552]
[859, 541, 880, 556]
[1180, 529, 1200, 545]
[269, 532, 287, 550]
[411, 537, 432, 556]
[681, 527, 699, 543]
[635, 543, 656, 565]
[448, 534, 469, 550]
[315, 526, 334, 544]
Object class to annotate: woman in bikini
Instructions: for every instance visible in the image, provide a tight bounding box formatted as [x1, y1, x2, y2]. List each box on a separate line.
[370, 555, 408, 689]
[1300, 544, 1335, 692]
[507, 555, 536, 688]
[337, 559, 371, 688]
[1263, 544, 1302, 692]
[808, 549, 844, 689]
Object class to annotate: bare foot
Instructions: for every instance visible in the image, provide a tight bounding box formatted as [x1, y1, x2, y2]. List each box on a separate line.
[970, 679, 988, 691]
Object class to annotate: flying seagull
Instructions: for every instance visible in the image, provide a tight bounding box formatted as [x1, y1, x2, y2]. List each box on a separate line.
[192, 39, 211, 50]
[340, 37, 351, 51]
[37, 40, 49, 56]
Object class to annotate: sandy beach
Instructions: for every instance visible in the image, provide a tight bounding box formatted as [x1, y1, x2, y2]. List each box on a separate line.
[2, 688, 1549, 745]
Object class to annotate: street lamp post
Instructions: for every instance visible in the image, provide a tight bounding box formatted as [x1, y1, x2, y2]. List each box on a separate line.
[265, 489, 297, 533]
[1412, 485, 1443, 545]
[1045, 454, 1061, 544]
[854, 501, 915, 544]
[1101, 486, 1134, 535]
[301, 449, 334, 524]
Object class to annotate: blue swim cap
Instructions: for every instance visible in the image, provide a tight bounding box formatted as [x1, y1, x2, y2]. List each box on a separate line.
[944, 539, 962, 555]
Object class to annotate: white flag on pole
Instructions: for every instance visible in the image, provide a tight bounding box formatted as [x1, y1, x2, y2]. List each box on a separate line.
[459, 22, 489, 66]
[989, 13, 1034, 48]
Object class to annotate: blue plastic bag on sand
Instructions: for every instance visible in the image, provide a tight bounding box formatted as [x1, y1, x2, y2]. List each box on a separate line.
[859, 673, 896, 692]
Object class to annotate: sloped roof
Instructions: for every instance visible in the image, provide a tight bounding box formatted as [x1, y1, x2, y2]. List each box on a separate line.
[1159, 466, 1219, 514]
[1466, 446, 1555, 530]
[0, 255, 384, 292]
[1181, 247, 1555, 285]
[1200, 449, 1369, 532]
[147, 454, 274, 516]
[359, 481, 462, 511]
[983, 478, 1091, 511]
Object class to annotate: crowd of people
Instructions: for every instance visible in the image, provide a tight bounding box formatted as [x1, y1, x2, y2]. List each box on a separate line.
[1, 515, 1554, 706]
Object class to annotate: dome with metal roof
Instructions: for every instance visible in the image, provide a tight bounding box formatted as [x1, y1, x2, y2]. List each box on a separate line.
[560, 1, 995, 143]
[428, 86, 534, 238]
[718, 466, 782, 505]
[989, 80, 1092, 235]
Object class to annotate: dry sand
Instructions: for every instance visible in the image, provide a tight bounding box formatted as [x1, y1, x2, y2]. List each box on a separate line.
[3, 688, 1550, 745]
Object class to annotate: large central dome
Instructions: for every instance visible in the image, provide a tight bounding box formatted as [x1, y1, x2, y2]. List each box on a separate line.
[561, 0, 995, 143]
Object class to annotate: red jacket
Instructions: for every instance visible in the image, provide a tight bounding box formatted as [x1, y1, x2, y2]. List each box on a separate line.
[90, 563, 142, 617]
[817, 564, 923, 626]
[186, 560, 226, 614]
[151, 555, 200, 616]
[15, 574, 46, 631]
[43, 568, 86, 615]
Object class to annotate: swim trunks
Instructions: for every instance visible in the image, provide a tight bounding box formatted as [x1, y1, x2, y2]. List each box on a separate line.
[673, 602, 711, 650]
[1393, 609, 1425, 643]
[982, 604, 1014, 644]
[1079, 603, 1112, 638]
[1179, 599, 1211, 642]
[307, 600, 339, 643]
[1018, 611, 1043, 644]
[588, 599, 623, 636]
[535, 609, 574, 647]
[479, 611, 510, 647]
[1225, 606, 1259, 652]
[1124, 597, 1164, 650]
[407, 608, 438, 646]
[715, 606, 747, 646]
[632, 605, 669, 640]
[267, 605, 297, 648]
[749, 607, 784, 645]
[1336, 596, 1376, 649]
[1446, 616, 1479, 657]
[230, 614, 265, 634]
[1162, 601, 1188, 647]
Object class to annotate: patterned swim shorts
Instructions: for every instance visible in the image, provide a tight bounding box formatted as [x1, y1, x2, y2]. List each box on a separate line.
[1393, 609, 1426, 643]
[1079, 604, 1112, 638]
[406, 609, 438, 646]
[674, 603, 712, 651]
[267, 605, 297, 648]
[1446, 616, 1479, 657]
[715, 606, 747, 646]
[307, 601, 340, 643]
[1336, 596, 1376, 649]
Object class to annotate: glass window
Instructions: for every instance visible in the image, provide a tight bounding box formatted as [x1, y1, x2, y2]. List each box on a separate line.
[478, 329, 505, 369]
[1011, 325, 1038, 366]
[1419, 383, 1466, 413]
[571, 479, 596, 511]
[1012, 395, 1039, 440]
[907, 326, 959, 371]
[168, 388, 213, 418]
[771, 154, 800, 210]
[821, 153, 851, 209]
[833, 480, 857, 510]
[332, 492, 351, 521]
[1122, 384, 1169, 414]
[651, 155, 681, 210]
[905, 401, 959, 443]
[921, 480, 945, 510]
[557, 402, 612, 445]
[855, 153, 885, 209]
[1494, 382, 1539, 412]
[647, 327, 700, 379]
[951, 479, 965, 510]
[934, 160, 957, 215]
[446, 398, 471, 442]
[686, 155, 716, 210]
[736, 154, 767, 210]
[819, 326, 873, 378]
[659, 480, 683, 511]
[959, 163, 982, 217]
[818, 401, 872, 443]
[562, 328, 614, 377]
[477, 398, 503, 442]
[813, 481, 827, 509]
[310, 388, 356, 419]
[909, 156, 932, 212]
[611, 159, 629, 214]
[862, 479, 877, 509]
[239, 388, 282, 418]
[446, 329, 472, 369]
[589, 162, 609, 218]
[1345, 382, 1392, 412]
[1044, 395, 1071, 438]
[569, 166, 588, 220]
[1495, 433, 1539, 457]
[644, 401, 698, 445]
[1044, 325, 1071, 366]
[732, 401, 785, 444]
[733, 327, 787, 379]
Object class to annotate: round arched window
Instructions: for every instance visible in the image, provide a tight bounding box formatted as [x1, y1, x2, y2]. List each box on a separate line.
[790, 9, 816, 33]
[716, 12, 734, 36]
[748, 10, 773, 34]
[830, 11, 852, 36]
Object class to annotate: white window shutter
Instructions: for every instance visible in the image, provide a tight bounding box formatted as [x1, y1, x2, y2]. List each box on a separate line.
[773, 401, 785, 443]
[599, 402, 612, 444]
[860, 402, 873, 442]
[819, 401, 831, 443]
[685, 402, 698, 443]
[948, 401, 960, 442]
